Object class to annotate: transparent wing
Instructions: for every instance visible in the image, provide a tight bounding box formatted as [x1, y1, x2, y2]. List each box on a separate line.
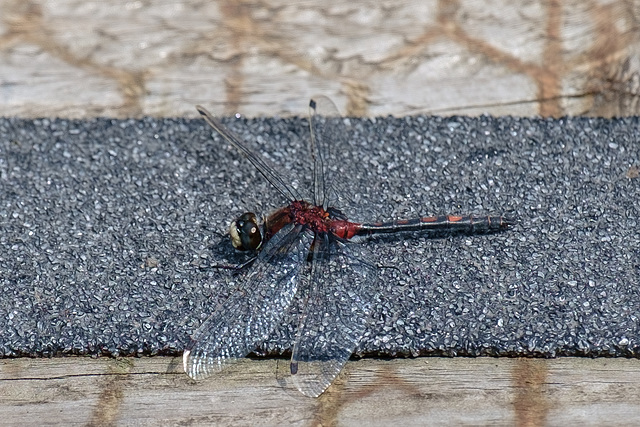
[308, 96, 361, 213]
[184, 223, 312, 380]
[196, 105, 302, 202]
[289, 236, 378, 397]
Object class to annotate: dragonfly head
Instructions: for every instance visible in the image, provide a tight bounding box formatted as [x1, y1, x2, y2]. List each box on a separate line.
[229, 212, 263, 251]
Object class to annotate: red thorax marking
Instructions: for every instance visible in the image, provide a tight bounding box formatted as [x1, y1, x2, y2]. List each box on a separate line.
[264, 200, 362, 241]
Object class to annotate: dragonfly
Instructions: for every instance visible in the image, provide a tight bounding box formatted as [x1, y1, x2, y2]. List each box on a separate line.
[183, 97, 511, 397]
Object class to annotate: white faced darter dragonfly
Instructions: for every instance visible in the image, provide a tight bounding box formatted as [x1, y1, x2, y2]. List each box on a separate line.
[183, 97, 512, 397]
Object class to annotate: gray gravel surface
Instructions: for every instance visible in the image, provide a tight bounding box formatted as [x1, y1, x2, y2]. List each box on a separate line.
[1, 113, 638, 359]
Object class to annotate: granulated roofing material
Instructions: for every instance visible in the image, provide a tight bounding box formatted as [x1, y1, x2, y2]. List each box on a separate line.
[0, 114, 638, 359]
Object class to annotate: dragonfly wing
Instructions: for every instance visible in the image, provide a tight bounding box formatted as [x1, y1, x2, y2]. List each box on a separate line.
[307, 96, 350, 209]
[289, 235, 378, 397]
[196, 105, 304, 202]
[184, 223, 312, 380]
[308, 96, 369, 220]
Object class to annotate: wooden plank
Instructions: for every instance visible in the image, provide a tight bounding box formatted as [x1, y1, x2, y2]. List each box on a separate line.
[0, 1, 639, 118]
[2, 357, 640, 426]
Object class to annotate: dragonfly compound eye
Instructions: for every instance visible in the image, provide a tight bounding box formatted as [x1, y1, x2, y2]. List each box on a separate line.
[229, 212, 262, 251]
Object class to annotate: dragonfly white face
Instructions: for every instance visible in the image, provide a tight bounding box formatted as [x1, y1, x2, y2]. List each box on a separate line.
[228, 212, 262, 251]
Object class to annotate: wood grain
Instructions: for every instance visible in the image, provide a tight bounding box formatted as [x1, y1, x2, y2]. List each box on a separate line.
[0, 0, 638, 118]
[2, 357, 640, 426]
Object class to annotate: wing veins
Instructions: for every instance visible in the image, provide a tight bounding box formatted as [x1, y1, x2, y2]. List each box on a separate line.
[184, 224, 311, 380]
[196, 105, 300, 202]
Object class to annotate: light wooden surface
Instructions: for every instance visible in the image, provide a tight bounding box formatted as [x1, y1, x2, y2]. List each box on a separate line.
[0, 0, 639, 118]
[2, 356, 640, 426]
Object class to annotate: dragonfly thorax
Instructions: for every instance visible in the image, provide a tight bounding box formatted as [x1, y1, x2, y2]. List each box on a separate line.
[289, 200, 332, 233]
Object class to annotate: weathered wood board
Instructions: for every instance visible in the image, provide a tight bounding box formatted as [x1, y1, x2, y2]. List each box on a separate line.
[0, 0, 639, 118]
[2, 357, 640, 426]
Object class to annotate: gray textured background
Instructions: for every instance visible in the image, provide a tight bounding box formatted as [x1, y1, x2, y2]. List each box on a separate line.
[1, 114, 638, 359]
